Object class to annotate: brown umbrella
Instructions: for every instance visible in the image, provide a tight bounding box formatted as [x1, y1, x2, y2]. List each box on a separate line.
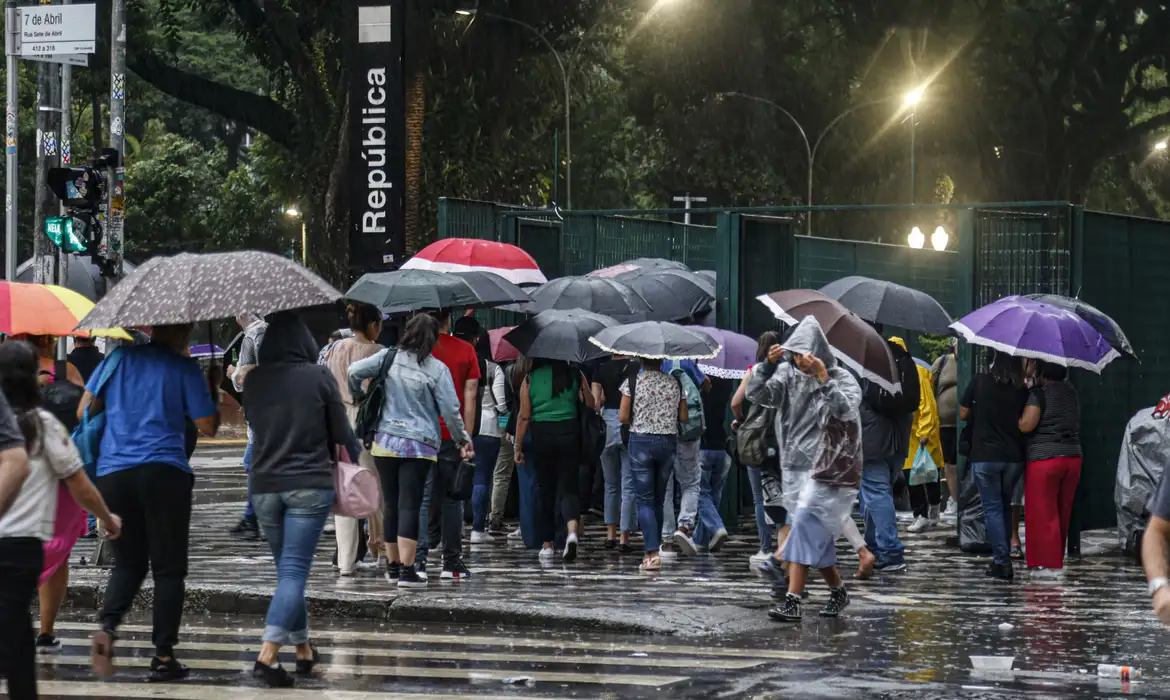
[756, 289, 901, 393]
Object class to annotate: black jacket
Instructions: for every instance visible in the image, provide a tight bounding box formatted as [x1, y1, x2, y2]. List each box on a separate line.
[859, 341, 920, 461]
[243, 313, 357, 495]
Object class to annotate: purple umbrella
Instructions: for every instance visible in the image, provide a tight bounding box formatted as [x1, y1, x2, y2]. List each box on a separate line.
[950, 296, 1119, 373]
[688, 326, 756, 379]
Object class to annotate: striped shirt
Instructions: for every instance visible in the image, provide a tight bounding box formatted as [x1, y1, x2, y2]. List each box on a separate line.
[1025, 382, 1081, 462]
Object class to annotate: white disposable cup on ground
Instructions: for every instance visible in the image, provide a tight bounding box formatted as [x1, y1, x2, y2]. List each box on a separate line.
[970, 655, 1015, 671]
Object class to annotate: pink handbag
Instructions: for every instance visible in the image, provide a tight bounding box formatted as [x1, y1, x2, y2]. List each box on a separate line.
[332, 448, 381, 518]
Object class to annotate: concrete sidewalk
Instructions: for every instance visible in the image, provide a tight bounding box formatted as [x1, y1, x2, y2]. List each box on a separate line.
[65, 447, 1137, 639]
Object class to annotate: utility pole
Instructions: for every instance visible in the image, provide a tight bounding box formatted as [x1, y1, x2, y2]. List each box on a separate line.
[32, 2, 61, 285]
[4, 0, 17, 280]
[106, 0, 125, 278]
[56, 0, 72, 370]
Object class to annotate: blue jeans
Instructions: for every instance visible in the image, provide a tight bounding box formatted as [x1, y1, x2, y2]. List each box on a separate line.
[745, 465, 773, 552]
[252, 488, 334, 646]
[627, 433, 676, 553]
[860, 457, 905, 566]
[242, 433, 255, 520]
[693, 450, 731, 546]
[662, 439, 701, 538]
[471, 436, 501, 533]
[972, 461, 1024, 565]
[601, 409, 636, 531]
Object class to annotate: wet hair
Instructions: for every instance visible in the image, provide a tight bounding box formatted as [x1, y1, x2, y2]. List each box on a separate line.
[346, 302, 382, 336]
[531, 358, 575, 396]
[429, 309, 452, 327]
[452, 316, 481, 345]
[0, 340, 43, 450]
[510, 356, 532, 391]
[400, 314, 440, 362]
[151, 324, 193, 352]
[755, 331, 781, 363]
[987, 349, 1023, 387]
[1036, 360, 1068, 382]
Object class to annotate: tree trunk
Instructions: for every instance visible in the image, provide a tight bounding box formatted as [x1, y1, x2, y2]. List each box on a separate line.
[321, 94, 352, 286]
[404, 67, 426, 255]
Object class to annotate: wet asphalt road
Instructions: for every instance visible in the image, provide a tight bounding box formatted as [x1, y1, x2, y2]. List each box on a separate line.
[31, 445, 1170, 698]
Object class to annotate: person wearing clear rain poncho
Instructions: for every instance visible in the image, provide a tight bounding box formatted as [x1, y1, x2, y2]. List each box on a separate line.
[746, 317, 869, 619]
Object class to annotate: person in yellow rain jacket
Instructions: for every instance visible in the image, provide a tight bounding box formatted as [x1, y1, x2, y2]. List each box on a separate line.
[889, 338, 944, 533]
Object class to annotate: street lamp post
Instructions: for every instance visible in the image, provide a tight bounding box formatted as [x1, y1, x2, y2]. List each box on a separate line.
[285, 206, 306, 265]
[717, 92, 898, 235]
[459, 9, 574, 209]
[904, 87, 924, 204]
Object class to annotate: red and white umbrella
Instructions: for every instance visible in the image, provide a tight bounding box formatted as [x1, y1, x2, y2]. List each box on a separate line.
[401, 238, 546, 286]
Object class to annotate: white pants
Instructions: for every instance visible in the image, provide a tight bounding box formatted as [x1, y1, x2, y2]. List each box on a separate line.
[336, 406, 383, 573]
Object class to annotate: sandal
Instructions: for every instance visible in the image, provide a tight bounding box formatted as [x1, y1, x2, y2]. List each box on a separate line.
[1010, 545, 1024, 560]
[639, 555, 661, 572]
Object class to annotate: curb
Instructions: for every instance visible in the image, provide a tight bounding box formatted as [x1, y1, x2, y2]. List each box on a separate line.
[64, 583, 683, 636]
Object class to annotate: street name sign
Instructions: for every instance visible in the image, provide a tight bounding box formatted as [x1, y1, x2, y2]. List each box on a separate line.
[12, 3, 97, 57]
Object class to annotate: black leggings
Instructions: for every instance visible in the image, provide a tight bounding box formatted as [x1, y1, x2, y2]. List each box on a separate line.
[531, 419, 581, 544]
[910, 477, 941, 518]
[0, 537, 42, 700]
[375, 456, 432, 542]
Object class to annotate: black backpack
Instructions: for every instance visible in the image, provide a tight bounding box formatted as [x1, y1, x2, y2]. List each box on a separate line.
[470, 356, 487, 437]
[354, 348, 398, 448]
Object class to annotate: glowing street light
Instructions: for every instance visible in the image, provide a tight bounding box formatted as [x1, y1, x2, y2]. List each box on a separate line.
[931, 225, 949, 251]
[1155, 140, 1168, 152]
[904, 86, 925, 107]
[285, 206, 306, 265]
[908, 226, 925, 249]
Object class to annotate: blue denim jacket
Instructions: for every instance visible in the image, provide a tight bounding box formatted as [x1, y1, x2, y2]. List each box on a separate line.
[347, 348, 469, 448]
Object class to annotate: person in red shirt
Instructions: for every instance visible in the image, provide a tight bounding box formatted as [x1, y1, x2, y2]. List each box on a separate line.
[416, 310, 480, 581]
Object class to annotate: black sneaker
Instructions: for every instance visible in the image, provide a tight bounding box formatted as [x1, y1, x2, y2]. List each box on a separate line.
[487, 517, 506, 536]
[768, 593, 803, 622]
[253, 661, 294, 688]
[35, 633, 61, 653]
[149, 656, 190, 683]
[619, 542, 635, 554]
[399, 566, 428, 588]
[230, 517, 260, 541]
[384, 561, 402, 583]
[295, 645, 320, 676]
[771, 585, 809, 600]
[986, 561, 1014, 580]
[440, 558, 472, 580]
[820, 586, 850, 618]
[604, 538, 618, 550]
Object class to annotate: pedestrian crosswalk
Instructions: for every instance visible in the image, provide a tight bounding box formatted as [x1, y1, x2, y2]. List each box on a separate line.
[27, 620, 829, 697]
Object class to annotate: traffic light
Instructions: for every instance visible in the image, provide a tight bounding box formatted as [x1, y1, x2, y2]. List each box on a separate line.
[47, 166, 103, 209]
[44, 164, 106, 263]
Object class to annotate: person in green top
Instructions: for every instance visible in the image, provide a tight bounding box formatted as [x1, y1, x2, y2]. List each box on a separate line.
[515, 359, 598, 563]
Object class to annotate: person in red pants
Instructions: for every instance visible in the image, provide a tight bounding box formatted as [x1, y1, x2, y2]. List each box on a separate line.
[1018, 361, 1081, 572]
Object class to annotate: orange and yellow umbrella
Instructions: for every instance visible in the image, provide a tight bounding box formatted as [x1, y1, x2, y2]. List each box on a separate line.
[0, 282, 131, 340]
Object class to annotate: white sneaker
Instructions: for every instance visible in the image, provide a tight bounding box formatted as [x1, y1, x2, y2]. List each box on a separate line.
[471, 530, 495, 544]
[674, 530, 697, 556]
[750, 550, 771, 567]
[659, 547, 679, 561]
[927, 505, 940, 525]
[538, 546, 555, 560]
[943, 500, 958, 517]
[907, 516, 930, 533]
[708, 528, 729, 552]
[507, 527, 524, 541]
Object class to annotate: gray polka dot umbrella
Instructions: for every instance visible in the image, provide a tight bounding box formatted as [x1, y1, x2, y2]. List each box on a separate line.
[74, 251, 342, 330]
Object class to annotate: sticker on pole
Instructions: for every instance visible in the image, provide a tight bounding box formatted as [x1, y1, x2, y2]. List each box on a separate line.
[12, 4, 98, 57]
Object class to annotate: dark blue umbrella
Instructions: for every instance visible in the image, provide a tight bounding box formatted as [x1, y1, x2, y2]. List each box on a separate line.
[1024, 293, 1136, 360]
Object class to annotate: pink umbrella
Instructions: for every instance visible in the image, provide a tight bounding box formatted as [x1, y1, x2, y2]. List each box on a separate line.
[401, 238, 547, 286]
[488, 326, 520, 362]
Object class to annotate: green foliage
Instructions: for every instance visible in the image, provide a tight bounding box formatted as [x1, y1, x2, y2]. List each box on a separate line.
[918, 334, 953, 364]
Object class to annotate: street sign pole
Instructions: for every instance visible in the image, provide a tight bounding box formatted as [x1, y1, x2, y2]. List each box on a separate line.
[107, 0, 124, 278]
[32, 2, 62, 286]
[56, 0, 71, 369]
[5, 0, 18, 281]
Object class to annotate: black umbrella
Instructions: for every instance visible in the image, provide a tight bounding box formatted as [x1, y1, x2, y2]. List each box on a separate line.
[695, 270, 716, 284]
[615, 267, 715, 322]
[449, 271, 532, 307]
[818, 276, 952, 335]
[504, 309, 619, 364]
[508, 276, 652, 321]
[76, 251, 341, 329]
[1024, 293, 1136, 359]
[345, 269, 519, 315]
[589, 321, 721, 360]
[757, 289, 901, 393]
[622, 257, 690, 272]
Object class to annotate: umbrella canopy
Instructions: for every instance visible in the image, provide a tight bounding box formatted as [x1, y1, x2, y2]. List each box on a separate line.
[819, 276, 952, 334]
[757, 289, 901, 393]
[449, 271, 531, 307]
[695, 270, 716, 284]
[588, 257, 690, 279]
[76, 251, 340, 330]
[16, 256, 138, 302]
[1024, 293, 1136, 359]
[488, 326, 520, 363]
[950, 296, 1119, 373]
[589, 321, 721, 360]
[400, 238, 546, 286]
[689, 326, 756, 379]
[511, 276, 652, 321]
[189, 344, 225, 359]
[345, 269, 519, 315]
[0, 282, 130, 340]
[504, 309, 619, 364]
[615, 267, 715, 322]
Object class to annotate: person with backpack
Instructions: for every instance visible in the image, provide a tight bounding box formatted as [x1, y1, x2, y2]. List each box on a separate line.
[732, 331, 782, 567]
[745, 322, 864, 623]
[348, 314, 473, 589]
[889, 337, 944, 534]
[620, 358, 688, 572]
[658, 359, 709, 557]
[931, 341, 959, 515]
[855, 332, 920, 574]
[321, 302, 386, 576]
[489, 358, 530, 540]
[228, 313, 267, 541]
[592, 356, 640, 549]
[693, 373, 736, 551]
[514, 359, 597, 562]
[452, 317, 508, 545]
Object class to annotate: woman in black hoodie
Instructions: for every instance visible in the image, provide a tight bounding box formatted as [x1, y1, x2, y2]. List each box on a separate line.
[242, 312, 359, 688]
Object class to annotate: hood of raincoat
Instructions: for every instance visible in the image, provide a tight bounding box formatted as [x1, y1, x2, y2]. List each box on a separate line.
[257, 313, 319, 365]
[888, 336, 907, 353]
[780, 316, 837, 368]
